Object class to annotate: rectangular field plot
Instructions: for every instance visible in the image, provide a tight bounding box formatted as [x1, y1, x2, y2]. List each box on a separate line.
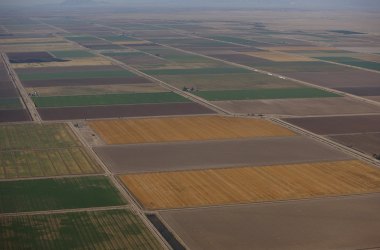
[214, 97, 380, 116]
[0, 109, 31, 123]
[32, 92, 190, 108]
[142, 67, 251, 75]
[284, 115, 380, 135]
[0, 123, 79, 150]
[38, 102, 215, 120]
[159, 194, 380, 250]
[89, 115, 295, 145]
[0, 97, 22, 110]
[49, 50, 95, 58]
[95, 137, 351, 173]
[120, 160, 380, 209]
[0, 209, 163, 249]
[0, 148, 101, 179]
[329, 133, 380, 156]
[316, 56, 380, 71]
[195, 87, 339, 101]
[0, 176, 126, 213]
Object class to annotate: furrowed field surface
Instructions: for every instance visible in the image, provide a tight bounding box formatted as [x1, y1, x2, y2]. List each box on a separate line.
[214, 97, 380, 116]
[120, 160, 380, 209]
[155, 73, 302, 90]
[32, 92, 190, 108]
[89, 115, 295, 145]
[37, 103, 215, 121]
[0, 123, 79, 150]
[94, 137, 351, 173]
[0, 176, 126, 213]
[0, 209, 164, 250]
[243, 51, 316, 62]
[0, 110, 31, 123]
[0, 123, 101, 178]
[194, 87, 339, 101]
[316, 57, 380, 71]
[159, 194, 380, 250]
[142, 67, 251, 75]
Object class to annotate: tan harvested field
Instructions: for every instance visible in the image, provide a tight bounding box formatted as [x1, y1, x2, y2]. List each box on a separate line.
[120, 160, 380, 209]
[12, 57, 113, 69]
[159, 194, 380, 250]
[26, 83, 164, 96]
[243, 51, 315, 62]
[213, 97, 380, 116]
[89, 115, 295, 144]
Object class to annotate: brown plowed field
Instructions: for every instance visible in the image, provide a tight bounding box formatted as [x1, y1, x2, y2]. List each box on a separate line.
[22, 76, 152, 87]
[94, 137, 351, 173]
[89, 115, 295, 145]
[334, 86, 380, 96]
[38, 103, 215, 120]
[0, 109, 31, 122]
[282, 70, 380, 88]
[15, 65, 122, 74]
[329, 133, 380, 156]
[120, 160, 380, 209]
[285, 115, 380, 135]
[159, 194, 380, 250]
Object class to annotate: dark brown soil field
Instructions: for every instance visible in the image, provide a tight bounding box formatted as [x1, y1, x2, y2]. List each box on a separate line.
[213, 97, 380, 116]
[22, 76, 152, 87]
[282, 70, 380, 88]
[329, 133, 380, 156]
[285, 115, 380, 135]
[16, 65, 123, 74]
[334, 86, 380, 96]
[0, 109, 31, 122]
[37, 102, 215, 120]
[0, 88, 18, 98]
[7, 52, 66, 63]
[211, 53, 273, 64]
[159, 193, 380, 250]
[94, 136, 351, 173]
[84, 44, 125, 50]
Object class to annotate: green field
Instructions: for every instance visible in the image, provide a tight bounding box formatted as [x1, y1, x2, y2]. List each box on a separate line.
[50, 50, 95, 58]
[18, 70, 136, 81]
[0, 209, 163, 249]
[195, 87, 340, 101]
[315, 57, 380, 71]
[0, 123, 79, 150]
[0, 148, 101, 179]
[32, 92, 190, 108]
[143, 67, 251, 75]
[0, 176, 126, 213]
[0, 98, 22, 110]
[157, 72, 301, 90]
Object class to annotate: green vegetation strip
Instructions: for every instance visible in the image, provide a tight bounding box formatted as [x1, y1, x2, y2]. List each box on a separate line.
[19, 70, 136, 81]
[315, 57, 380, 71]
[0, 176, 126, 213]
[50, 50, 95, 58]
[0, 98, 22, 109]
[0, 123, 80, 150]
[143, 67, 251, 75]
[0, 209, 163, 249]
[32, 92, 190, 108]
[195, 87, 340, 101]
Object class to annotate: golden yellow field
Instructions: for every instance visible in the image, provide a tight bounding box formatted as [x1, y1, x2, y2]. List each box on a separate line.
[244, 51, 315, 62]
[89, 115, 295, 144]
[12, 57, 113, 69]
[120, 160, 380, 209]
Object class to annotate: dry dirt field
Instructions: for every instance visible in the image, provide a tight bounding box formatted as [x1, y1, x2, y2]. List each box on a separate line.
[329, 133, 380, 156]
[159, 193, 380, 250]
[213, 97, 380, 116]
[120, 160, 380, 209]
[94, 136, 351, 173]
[12, 57, 113, 69]
[89, 115, 295, 144]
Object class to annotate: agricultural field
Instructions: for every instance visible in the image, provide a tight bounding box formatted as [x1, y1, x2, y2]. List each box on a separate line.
[95, 136, 351, 173]
[0, 209, 164, 250]
[89, 115, 295, 145]
[0, 176, 126, 213]
[159, 194, 380, 250]
[120, 160, 380, 209]
[285, 115, 380, 156]
[0, 123, 101, 178]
